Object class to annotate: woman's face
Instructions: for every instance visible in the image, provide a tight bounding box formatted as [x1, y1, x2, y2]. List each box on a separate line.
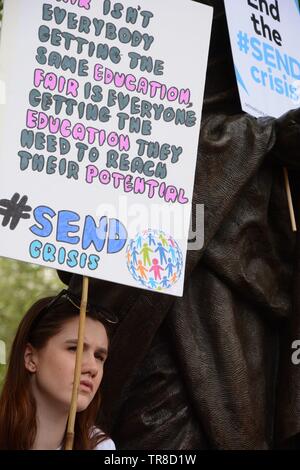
[25, 316, 108, 413]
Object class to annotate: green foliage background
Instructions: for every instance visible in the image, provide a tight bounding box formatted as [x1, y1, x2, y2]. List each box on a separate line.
[0, 0, 62, 390]
[0, 261, 63, 388]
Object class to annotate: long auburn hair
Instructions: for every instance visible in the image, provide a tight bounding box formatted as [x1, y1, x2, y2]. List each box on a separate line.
[0, 296, 111, 450]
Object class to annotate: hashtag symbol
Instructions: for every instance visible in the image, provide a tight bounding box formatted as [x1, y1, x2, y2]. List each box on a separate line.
[237, 31, 250, 54]
[0, 193, 32, 230]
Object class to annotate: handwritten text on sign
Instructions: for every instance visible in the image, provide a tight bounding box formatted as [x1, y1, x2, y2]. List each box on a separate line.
[0, 0, 212, 296]
[224, 0, 300, 118]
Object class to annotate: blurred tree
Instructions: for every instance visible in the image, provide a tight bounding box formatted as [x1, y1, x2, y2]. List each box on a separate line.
[0, 259, 63, 389]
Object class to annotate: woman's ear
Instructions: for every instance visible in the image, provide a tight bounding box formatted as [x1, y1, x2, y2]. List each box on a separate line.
[24, 343, 38, 373]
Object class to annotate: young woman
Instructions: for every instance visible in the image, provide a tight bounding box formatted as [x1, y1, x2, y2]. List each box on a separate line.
[0, 290, 116, 450]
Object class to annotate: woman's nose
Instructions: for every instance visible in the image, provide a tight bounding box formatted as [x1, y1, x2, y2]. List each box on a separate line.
[81, 352, 98, 377]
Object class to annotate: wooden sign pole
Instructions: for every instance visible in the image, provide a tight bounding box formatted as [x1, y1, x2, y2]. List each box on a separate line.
[65, 276, 89, 450]
[284, 167, 297, 232]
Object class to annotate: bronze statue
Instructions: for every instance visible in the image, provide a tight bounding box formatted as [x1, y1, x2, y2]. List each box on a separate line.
[58, 0, 300, 449]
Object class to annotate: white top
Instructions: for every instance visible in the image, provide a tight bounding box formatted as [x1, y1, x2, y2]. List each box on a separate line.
[91, 427, 116, 450]
[94, 437, 116, 450]
[57, 428, 116, 450]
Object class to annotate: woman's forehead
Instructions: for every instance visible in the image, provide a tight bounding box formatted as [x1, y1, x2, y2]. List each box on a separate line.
[49, 316, 108, 346]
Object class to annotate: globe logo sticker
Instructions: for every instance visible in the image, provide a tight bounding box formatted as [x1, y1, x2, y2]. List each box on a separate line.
[126, 229, 183, 291]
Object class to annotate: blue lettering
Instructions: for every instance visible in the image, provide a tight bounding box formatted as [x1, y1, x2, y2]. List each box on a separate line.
[107, 218, 127, 253]
[82, 215, 107, 251]
[251, 65, 261, 83]
[30, 206, 55, 237]
[67, 250, 79, 268]
[88, 254, 100, 270]
[29, 240, 42, 258]
[263, 43, 276, 68]
[79, 252, 87, 268]
[43, 243, 56, 262]
[251, 37, 263, 61]
[58, 246, 66, 264]
[56, 210, 80, 244]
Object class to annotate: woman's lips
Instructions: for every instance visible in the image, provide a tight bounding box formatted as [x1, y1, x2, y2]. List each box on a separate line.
[79, 380, 93, 393]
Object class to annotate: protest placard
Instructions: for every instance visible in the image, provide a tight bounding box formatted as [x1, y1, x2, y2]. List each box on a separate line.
[224, 0, 300, 118]
[0, 0, 212, 296]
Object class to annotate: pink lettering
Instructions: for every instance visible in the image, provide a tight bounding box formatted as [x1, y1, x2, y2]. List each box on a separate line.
[134, 177, 146, 194]
[164, 186, 177, 203]
[149, 81, 161, 99]
[99, 170, 111, 184]
[72, 123, 85, 140]
[107, 132, 118, 147]
[44, 73, 58, 91]
[86, 165, 98, 183]
[125, 74, 135, 92]
[61, 0, 91, 10]
[66, 79, 79, 97]
[178, 189, 189, 204]
[58, 76, 66, 93]
[86, 127, 99, 144]
[167, 87, 179, 102]
[60, 119, 72, 137]
[136, 77, 148, 95]
[79, 0, 91, 9]
[124, 175, 133, 192]
[49, 116, 60, 134]
[104, 68, 114, 85]
[159, 182, 166, 198]
[38, 112, 48, 130]
[119, 134, 130, 151]
[145, 179, 159, 198]
[33, 68, 79, 97]
[112, 172, 124, 189]
[26, 110, 37, 128]
[34, 69, 44, 87]
[179, 89, 191, 105]
[98, 130, 106, 146]
[114, 73, 125, 87]
[94, 64, 103, 81]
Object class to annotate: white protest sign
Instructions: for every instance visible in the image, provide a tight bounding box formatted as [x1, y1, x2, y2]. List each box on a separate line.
[224, 0, 300, 118]
[0, 0, 212, 297]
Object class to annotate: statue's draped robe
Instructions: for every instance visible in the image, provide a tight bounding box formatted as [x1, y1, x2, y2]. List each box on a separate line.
[59, 0, 300, 449]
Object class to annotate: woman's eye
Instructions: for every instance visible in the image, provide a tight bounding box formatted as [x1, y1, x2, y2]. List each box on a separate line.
[68, 346, 77, 352]
[95, 355, 105, 362]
